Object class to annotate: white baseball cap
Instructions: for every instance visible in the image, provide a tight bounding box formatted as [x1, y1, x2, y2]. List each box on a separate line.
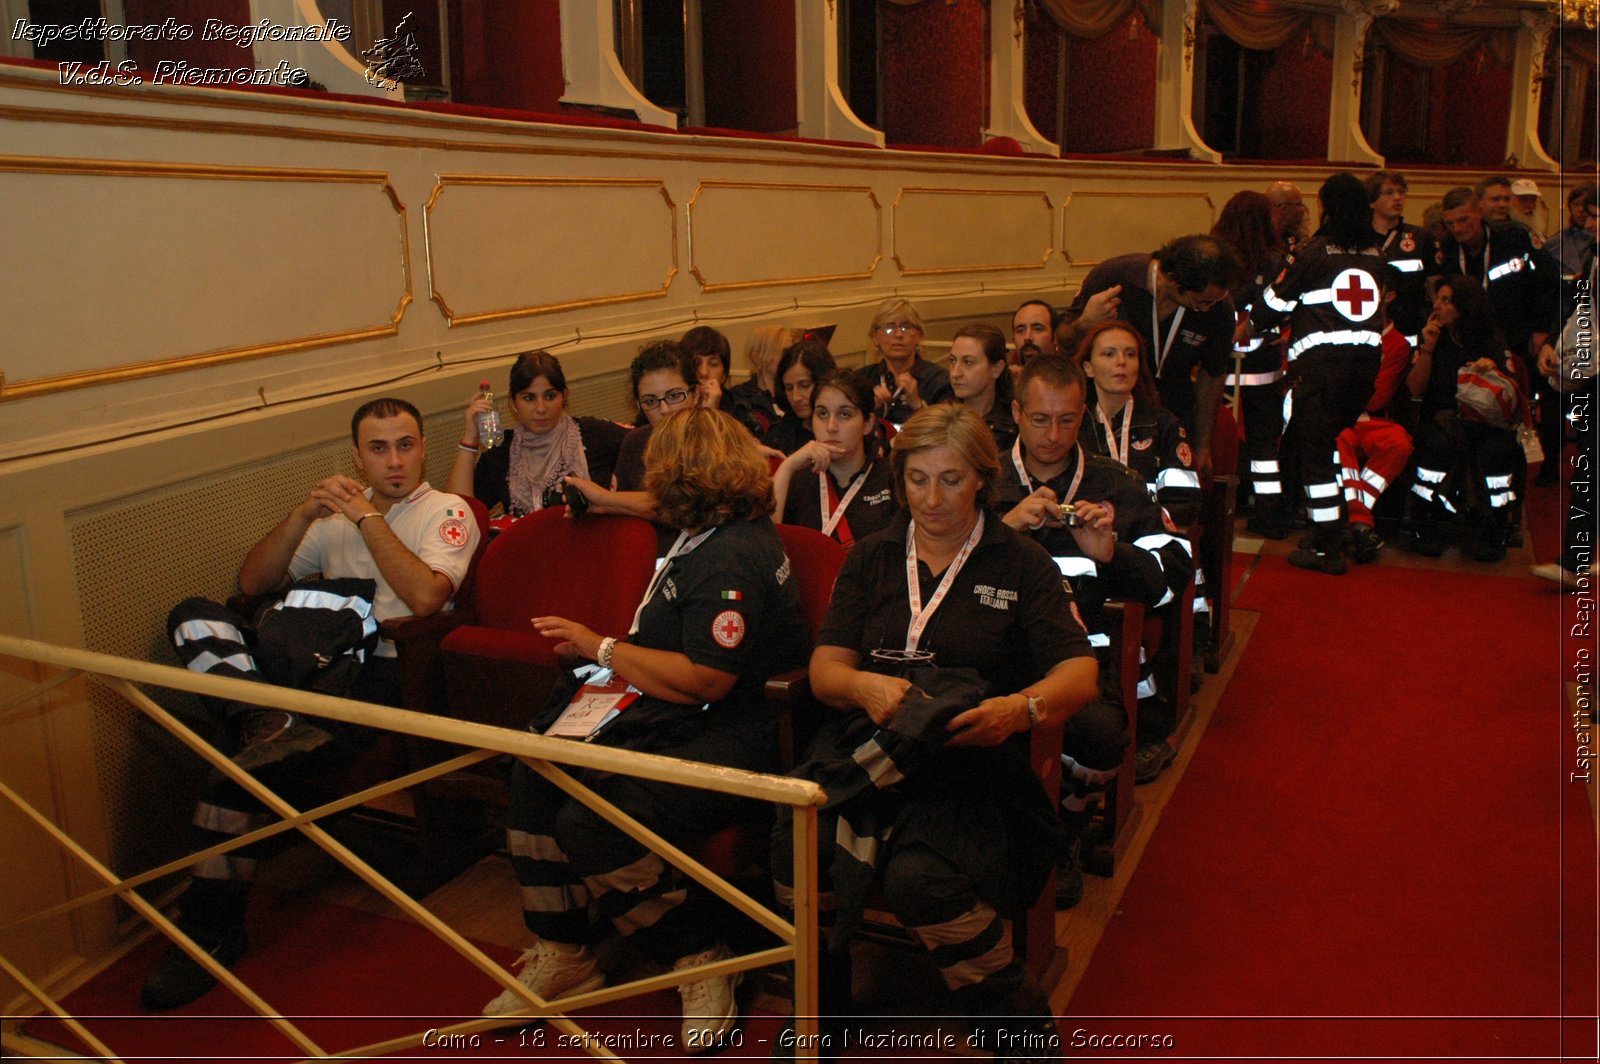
[1510, 178, 1540, 196]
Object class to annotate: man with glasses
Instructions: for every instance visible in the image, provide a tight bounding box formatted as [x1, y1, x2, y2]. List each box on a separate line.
[996, 356, 1195, 900]
[1060, 234, 1241, 478]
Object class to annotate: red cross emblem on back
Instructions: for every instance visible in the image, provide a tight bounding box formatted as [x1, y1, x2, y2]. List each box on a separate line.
[1330, 268, 1378, 322]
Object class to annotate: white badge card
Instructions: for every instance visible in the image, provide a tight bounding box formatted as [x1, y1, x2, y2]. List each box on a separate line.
[546, 682, 640, 738]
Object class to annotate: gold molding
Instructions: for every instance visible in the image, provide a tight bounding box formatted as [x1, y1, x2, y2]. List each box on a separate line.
[0, 74, 1253, 183]
[686, 180, 882, 292]
[423, 174, 677, 327]
[0, 156, 410, 401]
[891, 187, 1055, 276]
[1060, 190, 1216, 267]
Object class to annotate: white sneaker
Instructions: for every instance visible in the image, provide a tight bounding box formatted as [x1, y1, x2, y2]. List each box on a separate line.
[674, 943, 742, 1054]
[1530, 562, 1583, 590]
[482, 941, 604, 1017]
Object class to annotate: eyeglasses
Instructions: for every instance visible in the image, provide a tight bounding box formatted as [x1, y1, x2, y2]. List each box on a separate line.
[1023, 413, 1079, 431]
[638, 388, 691, 411]
[877, 322, 918, 335]
[1180, 293, 1225, 312]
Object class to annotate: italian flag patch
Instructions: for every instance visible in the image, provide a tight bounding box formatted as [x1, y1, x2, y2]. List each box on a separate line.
[720, 590, 743, 601]
[444, 506, 467, 519]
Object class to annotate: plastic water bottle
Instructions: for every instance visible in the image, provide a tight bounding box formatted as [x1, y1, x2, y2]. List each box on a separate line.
[475, 381, 502, 449]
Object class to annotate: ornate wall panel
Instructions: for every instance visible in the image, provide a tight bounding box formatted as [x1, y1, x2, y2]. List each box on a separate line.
[0, 522, 83, 996]
[687, 181, 881, 292]
[423, 176, 677, 326]
[1061, 191, 1217, 266]
[0, 158, 409, 399]
[891, 187, 1055, 276]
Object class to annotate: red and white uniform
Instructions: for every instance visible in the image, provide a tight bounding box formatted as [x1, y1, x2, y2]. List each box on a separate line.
[1335, 328, 1414, 528]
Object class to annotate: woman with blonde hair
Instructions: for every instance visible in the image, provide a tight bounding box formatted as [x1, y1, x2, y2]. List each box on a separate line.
[867, 297, 952, 426]
[487, 406, 806, 1046]
[728, 323, 793, 437]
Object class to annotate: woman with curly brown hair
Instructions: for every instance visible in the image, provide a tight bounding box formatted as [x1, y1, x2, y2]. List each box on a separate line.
[486, 407, 806, 1048]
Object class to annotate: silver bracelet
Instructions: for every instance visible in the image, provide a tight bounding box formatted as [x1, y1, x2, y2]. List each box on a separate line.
[597, 637, 617, 669]
[355, 512, 384, 530]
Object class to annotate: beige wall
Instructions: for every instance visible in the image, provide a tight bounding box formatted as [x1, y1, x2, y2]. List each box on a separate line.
[0, 62, 1485, 1005]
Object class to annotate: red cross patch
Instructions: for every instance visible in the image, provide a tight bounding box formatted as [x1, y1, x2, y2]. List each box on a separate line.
[1399, 233, 1416, 253]
[439, 518, 468, 546]
[1330, 268, 1379, 323]
[712, 610, 745, 649]
[1176, 441, 1193, 467]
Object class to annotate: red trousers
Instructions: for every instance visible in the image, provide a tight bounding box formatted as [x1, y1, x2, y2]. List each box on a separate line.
[1336, 417, 1413, 527]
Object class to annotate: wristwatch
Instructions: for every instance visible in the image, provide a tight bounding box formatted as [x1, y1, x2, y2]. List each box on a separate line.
[1025, 694, 1043, 728]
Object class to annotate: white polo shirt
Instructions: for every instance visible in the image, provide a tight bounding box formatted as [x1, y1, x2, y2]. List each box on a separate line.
[288, 482, 478, 655]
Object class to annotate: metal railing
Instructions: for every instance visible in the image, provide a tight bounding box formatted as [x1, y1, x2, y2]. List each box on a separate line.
[0, 634, 825, 1062]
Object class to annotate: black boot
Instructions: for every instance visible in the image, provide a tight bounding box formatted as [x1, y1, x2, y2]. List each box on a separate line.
[1473, 512, 1510, 563]
[141, 877, 251, 1011]
[1246, 497, 1291, 540]
[1405, 495, 1445, 557]
[1288, 524, 1348, 575]
[956, 966, 1063, 1062]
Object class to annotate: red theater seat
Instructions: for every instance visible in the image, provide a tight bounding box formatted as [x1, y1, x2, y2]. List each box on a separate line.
[438, 509, 659, 728]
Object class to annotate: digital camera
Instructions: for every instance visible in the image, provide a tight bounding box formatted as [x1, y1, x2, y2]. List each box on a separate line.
[541, 481, 590, 517]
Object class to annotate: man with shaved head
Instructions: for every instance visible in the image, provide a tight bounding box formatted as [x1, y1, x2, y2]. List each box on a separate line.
[1266, 180, 1309, 253]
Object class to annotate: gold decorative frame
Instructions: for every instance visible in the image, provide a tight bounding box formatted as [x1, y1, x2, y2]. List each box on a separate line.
[1060, 190, 1216, 267]
[686, 179, 882, 292]
[891, 187, 1055, 276]
[423, 175, 677, 326]
[0, 156, 410, 401]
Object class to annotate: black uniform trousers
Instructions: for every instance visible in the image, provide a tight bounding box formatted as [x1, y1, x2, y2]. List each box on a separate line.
[166, 593, 388, 886]
[1410, 418, 1523, 532]
[1238, 380, 1288, 507]
[505, 723, 762, 963]
[1285, 348, 1381, 541]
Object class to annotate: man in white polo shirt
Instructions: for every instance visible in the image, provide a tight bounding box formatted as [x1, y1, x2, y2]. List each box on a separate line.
[144, 396, 479, 1011]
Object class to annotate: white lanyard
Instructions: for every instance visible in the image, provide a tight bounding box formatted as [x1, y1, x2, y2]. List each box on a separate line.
[627, 527, 715, 636]
[1095, 401, 1132, 466]
[1458, 239, 1490, 282]
[1149, 260, 1187, 376]
[1011, 438, 1085, 504]
[904, 511, 985, 652]
[819, 462, 873, 538]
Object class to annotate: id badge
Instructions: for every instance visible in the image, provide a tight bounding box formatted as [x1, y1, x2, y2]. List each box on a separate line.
[546, 679, 639, 739]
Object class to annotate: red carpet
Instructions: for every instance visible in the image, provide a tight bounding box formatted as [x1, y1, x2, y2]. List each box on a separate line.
[27, 887, 785, 1061]
[1069, 556, 1596, 1061]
